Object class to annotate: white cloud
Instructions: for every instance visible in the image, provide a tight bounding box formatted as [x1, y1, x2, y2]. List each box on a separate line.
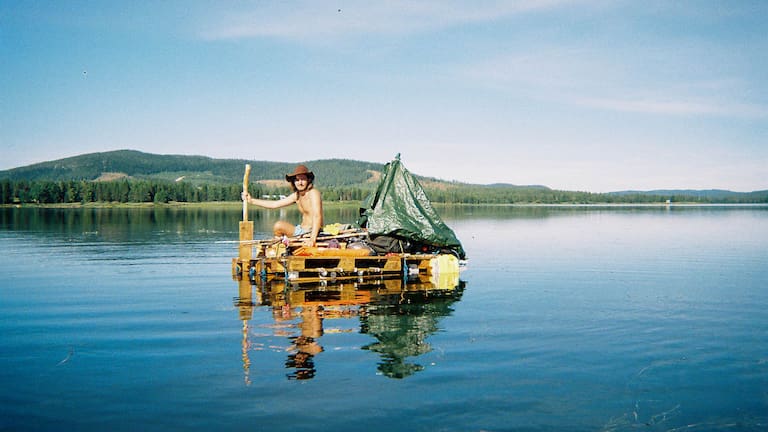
[200, 0, 580, 41]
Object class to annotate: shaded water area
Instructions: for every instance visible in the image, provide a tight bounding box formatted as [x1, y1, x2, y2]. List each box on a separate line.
[1, 205, 767, 431]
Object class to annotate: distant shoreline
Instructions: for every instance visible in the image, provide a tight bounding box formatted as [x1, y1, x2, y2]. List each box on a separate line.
[3, 201, 767, 209]
[0, 201, 357, 209]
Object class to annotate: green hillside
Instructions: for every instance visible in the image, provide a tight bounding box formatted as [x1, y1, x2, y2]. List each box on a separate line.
[1, 150, 767, 204]
[0, 149, 385, 187]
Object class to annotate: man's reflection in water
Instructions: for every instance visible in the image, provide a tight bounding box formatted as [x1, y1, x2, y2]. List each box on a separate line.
[285, 305, 324, 380]
[237, 280, 466, 381]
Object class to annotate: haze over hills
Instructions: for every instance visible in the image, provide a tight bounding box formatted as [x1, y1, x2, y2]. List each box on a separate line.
[1, 150, 766, 203]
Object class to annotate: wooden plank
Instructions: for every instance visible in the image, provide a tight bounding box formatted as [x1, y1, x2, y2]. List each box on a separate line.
[238, 221, 253, 261]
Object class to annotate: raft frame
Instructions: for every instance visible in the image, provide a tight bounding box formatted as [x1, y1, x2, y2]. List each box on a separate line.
[232, 252, 450, 285]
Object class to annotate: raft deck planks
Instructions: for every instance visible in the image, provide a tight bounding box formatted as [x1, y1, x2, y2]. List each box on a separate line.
[232, 253, 441, 284]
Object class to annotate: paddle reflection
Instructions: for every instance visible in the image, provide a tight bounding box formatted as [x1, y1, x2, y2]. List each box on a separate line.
[234, 276, 465, 381]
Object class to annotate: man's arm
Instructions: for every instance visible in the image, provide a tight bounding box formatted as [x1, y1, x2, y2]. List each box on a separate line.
[243, 192, 296, 209]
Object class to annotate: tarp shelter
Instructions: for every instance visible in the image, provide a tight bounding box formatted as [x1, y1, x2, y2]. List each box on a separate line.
[358, 154, 466, 259]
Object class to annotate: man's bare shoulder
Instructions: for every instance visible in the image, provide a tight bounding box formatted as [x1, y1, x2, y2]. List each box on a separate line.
[307, 188, 322, 198]
[298, 187, 321, 201]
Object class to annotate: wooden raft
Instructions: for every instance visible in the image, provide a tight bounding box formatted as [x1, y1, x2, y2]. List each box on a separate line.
[232, 252, 448, 284]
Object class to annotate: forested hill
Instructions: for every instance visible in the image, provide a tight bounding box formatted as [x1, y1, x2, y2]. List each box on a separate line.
[1, 150, 767, 204]
[0, 149, 386, 187]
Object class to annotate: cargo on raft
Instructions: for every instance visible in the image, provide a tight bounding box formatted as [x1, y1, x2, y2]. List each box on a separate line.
[232, 154, 467, 288]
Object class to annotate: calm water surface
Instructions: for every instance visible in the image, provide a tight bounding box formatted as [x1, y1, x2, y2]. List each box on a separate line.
[1, 205, 767, 431]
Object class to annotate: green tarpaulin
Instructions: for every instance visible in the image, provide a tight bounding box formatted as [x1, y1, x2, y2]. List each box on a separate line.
[358, 155, 466, 259]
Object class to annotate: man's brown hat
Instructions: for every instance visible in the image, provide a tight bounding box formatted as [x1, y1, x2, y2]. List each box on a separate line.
[285, 164, 315, 182]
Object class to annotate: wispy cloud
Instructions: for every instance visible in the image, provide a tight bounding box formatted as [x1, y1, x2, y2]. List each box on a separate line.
[199, 0, 579, 41]
[572, 96, 768, 117]
[462, 46, 768, 118]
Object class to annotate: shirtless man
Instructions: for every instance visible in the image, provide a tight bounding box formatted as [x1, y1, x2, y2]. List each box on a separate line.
[242, 164, 323, 247]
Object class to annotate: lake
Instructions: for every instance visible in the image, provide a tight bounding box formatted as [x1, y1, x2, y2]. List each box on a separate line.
[1, 204, 767, 431]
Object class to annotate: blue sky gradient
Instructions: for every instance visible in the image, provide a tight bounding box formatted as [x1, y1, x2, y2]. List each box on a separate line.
[2, 0, 766, 192]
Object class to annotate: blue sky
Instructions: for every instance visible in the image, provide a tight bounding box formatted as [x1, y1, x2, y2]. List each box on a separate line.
[2, 0, 767, 192]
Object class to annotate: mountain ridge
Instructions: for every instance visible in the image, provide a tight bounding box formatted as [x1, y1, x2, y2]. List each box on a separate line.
[1, 150, 766, 203]
[0, 149, 539, 190]
[0, 149, 388, 187]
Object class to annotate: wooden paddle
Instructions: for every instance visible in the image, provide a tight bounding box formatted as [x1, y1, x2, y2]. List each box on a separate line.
[242, 164, 251, 222]
[239, 164, 253, 261]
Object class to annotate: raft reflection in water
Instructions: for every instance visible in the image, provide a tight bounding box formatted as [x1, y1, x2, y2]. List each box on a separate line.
[234, 275, 466, 381]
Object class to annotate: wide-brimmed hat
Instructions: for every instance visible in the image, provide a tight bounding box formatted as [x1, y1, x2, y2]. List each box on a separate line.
[285, 164, 314, 182]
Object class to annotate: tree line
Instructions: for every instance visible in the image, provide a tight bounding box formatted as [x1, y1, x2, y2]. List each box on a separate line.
[2, 179, 766, 205]
[0, 179, 374, 205]
[425, 184, 768, 204]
